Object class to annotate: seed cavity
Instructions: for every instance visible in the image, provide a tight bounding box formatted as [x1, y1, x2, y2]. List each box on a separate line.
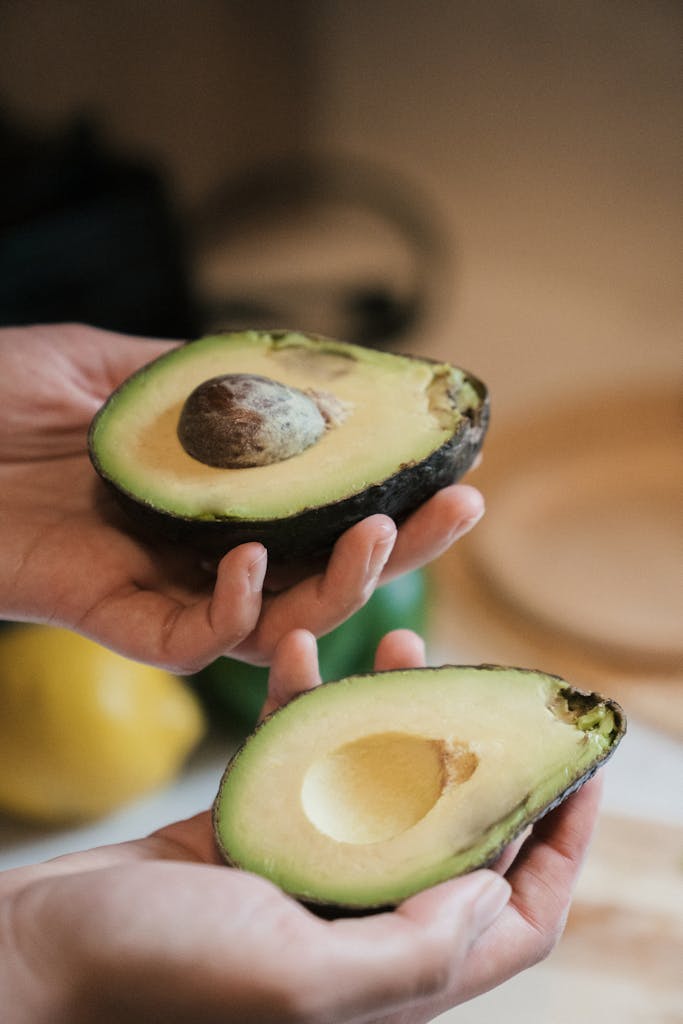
[301, 731, 478, 845]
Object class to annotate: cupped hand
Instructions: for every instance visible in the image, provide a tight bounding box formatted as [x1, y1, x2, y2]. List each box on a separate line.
[0, 629, 602, 1024]
[0, 323, 484, 672]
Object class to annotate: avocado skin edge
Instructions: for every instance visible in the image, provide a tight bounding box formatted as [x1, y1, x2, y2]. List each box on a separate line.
[212, 667, 625, 916]
[89, 360, 489, 561]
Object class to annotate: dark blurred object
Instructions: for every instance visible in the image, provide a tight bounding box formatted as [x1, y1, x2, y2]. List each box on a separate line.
[193, 156, 450, 348]
[0, 110, 198, 337]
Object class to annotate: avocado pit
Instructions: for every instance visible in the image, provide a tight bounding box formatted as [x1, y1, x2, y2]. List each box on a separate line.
[177, 373, 327, 468]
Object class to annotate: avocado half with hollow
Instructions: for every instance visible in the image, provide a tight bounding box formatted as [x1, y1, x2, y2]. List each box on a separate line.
[88, 330, 489, 559]
[213, 665, 625, 911]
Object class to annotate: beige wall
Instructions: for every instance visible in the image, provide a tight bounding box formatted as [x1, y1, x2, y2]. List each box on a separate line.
[303, 1, 682, 409]
[2, 1, 680, 405]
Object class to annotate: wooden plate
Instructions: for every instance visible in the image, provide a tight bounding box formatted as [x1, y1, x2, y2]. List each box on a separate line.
[468, 386, 682, 668]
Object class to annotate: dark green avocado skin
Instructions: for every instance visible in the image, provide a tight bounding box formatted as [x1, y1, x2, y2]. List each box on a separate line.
[88, 339, 489, 561]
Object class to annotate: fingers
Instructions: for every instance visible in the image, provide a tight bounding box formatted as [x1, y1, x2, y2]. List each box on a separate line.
[488, 826, 533, 877]
[259, 629, 321, 720]
[315, 514, 397, 617]
[93, 477, 477, 672]
[318, 872, 510, 1022]
[373, 629, 426, 672]
[234, 515, 397, 664]
[259, 626, 426, 723]
[104, 481, 477, 670]
[380, 483, 484, 583]
[258, 624, 426, 730]
[151, 810, 223, 865]
[454, 776, 604, 1004]
[96, 331, 181, 391]
[505, 775, 603, 930]
[83, 542, 267, 673]
[52, 324, 180, 406]
[160, 543, 267, 672]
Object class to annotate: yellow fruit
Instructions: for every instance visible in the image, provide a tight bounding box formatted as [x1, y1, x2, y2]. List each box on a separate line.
[0, 625, 206, 823]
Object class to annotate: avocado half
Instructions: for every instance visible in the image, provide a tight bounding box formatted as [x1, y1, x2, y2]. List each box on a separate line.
[213, 665, 625, 911]
[88, 330, 489, 559]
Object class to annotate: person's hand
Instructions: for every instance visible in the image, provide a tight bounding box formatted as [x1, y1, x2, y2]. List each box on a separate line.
[0, 323, 484, 672]
[0, 629, 602, 1024]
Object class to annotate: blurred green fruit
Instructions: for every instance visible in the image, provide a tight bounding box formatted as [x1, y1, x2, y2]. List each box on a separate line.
[191, 571, 427, 732]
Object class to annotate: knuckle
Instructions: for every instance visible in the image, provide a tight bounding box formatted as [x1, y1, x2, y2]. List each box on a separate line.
[220, 621, 253, 652]
[522, 913, 567, 968]
[412, 940, 455, 999]
[262, 977, 318, 1024]
[538, 918, 567, 961]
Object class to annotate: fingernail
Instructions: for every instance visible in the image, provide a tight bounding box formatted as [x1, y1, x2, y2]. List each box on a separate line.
[248, 550, 268, 593]
[468, 873, 511, 935]
[449, 504, 485, 543]
[366, 525, 396, 579]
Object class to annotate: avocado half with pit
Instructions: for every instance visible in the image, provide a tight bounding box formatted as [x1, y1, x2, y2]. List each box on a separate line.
[88, 330, 488, 559]
[213, 665, 625, 911]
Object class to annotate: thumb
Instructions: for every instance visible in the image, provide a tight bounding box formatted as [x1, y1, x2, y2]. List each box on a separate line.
[398, 869, 511, 944]
[324, 871, 511, 1020]
[98, 333, 181, 392]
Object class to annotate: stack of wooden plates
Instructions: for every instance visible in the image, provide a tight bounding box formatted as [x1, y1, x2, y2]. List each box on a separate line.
[430, 385, 682, 738]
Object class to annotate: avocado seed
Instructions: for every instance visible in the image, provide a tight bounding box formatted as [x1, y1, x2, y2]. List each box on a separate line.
[177, 373, 326, 468]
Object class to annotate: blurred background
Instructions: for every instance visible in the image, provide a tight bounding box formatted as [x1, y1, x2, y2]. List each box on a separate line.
[0, 2, 681, 1021]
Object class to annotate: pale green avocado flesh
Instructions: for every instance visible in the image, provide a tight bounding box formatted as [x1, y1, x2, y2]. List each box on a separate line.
[213, 666, 624, 910]
[89, 330, 482, 522]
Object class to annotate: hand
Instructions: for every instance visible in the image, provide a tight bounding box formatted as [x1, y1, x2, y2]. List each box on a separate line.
[0, 629, 602, 1024]
[0, 323, 484, 672]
